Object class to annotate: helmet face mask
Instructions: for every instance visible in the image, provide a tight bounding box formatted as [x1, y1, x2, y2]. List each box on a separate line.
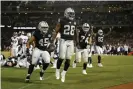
[64, 8, 75, 20]
[38, 21, 49, 34]
[82, 23, 90, 32]
[98, 29, 103, 35]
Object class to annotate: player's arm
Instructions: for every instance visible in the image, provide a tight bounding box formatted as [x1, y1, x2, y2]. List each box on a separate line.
[26, 36, 36, 49]
[90, 26, 96, 37]
[51, 23, 61, 43]
[88, 36, 92, 45]
[105, 28, 112, 37]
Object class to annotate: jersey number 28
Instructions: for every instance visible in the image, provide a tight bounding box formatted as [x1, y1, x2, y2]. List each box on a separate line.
[64, 25, 75, 35]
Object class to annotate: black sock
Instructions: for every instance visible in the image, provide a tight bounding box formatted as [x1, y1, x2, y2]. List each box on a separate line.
[64, 59, 70, 71]
[40, 63, 49, 77]
[83, 63, 87, 70]
[26, 64, 34, 79]
[88, 57, 92, 64]
[98, 55, 101, 63]
[57, 58, 63, 69]
[74, 60, 76, 63]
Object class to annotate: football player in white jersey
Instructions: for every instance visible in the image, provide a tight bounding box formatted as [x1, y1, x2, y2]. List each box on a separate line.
[51, 32, 60, 68]
[11, 32, 19, 58]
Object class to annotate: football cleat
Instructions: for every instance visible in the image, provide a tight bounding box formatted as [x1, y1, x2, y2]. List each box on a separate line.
[72, 62, 76, 68]
[87, 64, 93, 68]
[82, 70, 87, 75]
[25, 75, 30, 83]
[61, 72, 65, 82]
[40, 77, 43, 80]
[55, 69, 60, 80]
[98, 63, 103, 67]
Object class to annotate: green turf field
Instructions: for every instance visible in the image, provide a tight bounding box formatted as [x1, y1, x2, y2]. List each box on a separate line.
[1, 51, 133, 89]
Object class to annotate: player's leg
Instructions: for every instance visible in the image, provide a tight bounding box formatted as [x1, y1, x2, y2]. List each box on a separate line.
[56, 39, 67, 80]
[97, 46, 103, 67]
[87, 45, 93, 68]
[40, 51, 50, 80]
[61, 41, 74, 82]
[25, 48, 40, 82]
[72, 48, 81, 68]
[82, 49, 88, 74]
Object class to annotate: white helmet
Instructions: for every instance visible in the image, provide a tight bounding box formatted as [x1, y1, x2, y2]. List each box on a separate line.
[64, 7, 75, 20]
[27, 33, 31, 38]
[98, 29, 103, 35]
[82, 23, 90, 32]
[38, 21, 49, 34]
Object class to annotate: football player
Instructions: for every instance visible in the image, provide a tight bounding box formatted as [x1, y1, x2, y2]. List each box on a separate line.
[25, 21, 54, 82]
[10, 32, 19, 58]
[51, 32, 60, 68]
[51, 7, 77, 82]
[94, 28, 112, 67]
[72, 23, 91, 74]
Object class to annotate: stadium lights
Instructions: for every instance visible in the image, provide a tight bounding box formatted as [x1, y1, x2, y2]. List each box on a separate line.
[25, 13, 27, 14]
[108, 10, 111, 13]
[7, 26, 11, 28]
[58, 12, 60, 14]
[51, 12, 53, 14]
[44, 8, 45, 9]
[19, 13, 20, 14]
[0, 25, 5, 27]
[81, 12, 83, 14]
[27, 8, 29, 9]
[13, 27, 36, 29]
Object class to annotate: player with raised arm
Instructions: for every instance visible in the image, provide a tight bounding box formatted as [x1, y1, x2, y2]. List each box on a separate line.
[25, 21, 55, 82]
[51, 7, 77, 82]
[94, 28, 112, 67]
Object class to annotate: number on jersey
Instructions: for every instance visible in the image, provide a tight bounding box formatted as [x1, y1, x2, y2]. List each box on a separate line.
[64, 25, 75, 35]
[39, 38, 49, 46]
[98, 37, 103, 42]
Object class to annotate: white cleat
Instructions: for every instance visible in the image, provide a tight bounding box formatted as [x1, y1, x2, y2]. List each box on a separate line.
[82, 70, 87, 75]
[87, 64, 93, 68]
[72, 62, 76, 68]
[98, 63, 103, 67]
[51, 65, 56, 68]
[55, 70, 60, 80]
[61, 72, 65, 82]
[40, 77, 43, 80]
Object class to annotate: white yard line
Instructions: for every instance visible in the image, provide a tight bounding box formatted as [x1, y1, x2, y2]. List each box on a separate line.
[17, 74, 54, 89]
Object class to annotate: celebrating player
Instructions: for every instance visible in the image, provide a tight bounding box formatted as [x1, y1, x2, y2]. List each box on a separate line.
[51, 7, 77, 82]
[25, 21, 55, 82]
[72, 23, 92, 74]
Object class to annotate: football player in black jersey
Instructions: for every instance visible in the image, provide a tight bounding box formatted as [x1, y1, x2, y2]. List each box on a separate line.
[25, 21, 54, 82]
[51, 7, 77, 82]
[95, 28, 112, 67]
[72, 23, 91, 74]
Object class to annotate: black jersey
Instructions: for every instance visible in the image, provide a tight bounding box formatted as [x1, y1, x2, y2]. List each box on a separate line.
[33, 30, 52, 51]
[78, 29, 91, 49]
[58, 17, 76, 40]
[95, 34, 104, 47]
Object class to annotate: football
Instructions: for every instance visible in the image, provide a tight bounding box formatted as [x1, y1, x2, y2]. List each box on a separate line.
[47, 43, 56, 52]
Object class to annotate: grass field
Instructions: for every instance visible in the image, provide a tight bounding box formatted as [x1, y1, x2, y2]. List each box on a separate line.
[1, 51, 133, 89]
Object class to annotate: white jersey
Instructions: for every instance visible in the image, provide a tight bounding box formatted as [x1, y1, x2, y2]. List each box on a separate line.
[11, 37, 19, 48]
[124, 45, 128, 51]
[19, 35, 28, 46]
